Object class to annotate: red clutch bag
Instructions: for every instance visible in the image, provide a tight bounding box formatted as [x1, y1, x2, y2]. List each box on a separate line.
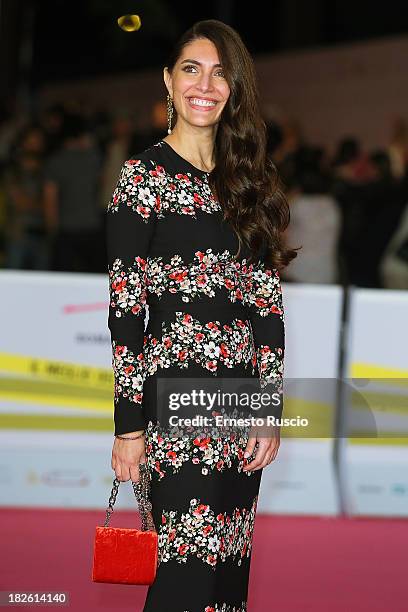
[92, 462, 158, 585]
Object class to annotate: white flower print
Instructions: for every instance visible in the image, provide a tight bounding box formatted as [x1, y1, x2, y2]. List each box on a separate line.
[144, 416, 257, 481]
[158, 495, 259, 568]
[107, 157, 220, 220]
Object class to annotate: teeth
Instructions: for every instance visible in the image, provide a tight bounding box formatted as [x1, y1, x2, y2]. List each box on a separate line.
[189, 98, 216, 107]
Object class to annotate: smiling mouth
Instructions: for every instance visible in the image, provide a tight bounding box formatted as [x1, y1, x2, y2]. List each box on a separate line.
[187, 97, 218, 109]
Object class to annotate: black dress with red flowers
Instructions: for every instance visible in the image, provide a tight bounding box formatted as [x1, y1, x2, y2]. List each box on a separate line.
[106, 139, 285, 612]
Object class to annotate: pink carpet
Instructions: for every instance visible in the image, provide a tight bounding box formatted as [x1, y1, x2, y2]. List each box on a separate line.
[1, 508, 407, 611]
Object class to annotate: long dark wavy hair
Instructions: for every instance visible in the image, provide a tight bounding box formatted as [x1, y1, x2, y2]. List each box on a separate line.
[165, 19, 298, 271]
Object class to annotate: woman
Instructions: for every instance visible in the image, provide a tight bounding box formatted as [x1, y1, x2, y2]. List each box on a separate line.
[107, 19, 297, 612]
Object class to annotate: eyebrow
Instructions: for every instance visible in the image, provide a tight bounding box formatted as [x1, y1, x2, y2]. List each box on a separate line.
[180, 59, 222, 68]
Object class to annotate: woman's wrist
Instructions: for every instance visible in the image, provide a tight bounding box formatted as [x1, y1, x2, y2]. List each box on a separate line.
[115, 429, 145, 440]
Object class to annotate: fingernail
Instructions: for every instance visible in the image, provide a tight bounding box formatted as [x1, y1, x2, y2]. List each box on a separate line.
[244, 451, 250, 458]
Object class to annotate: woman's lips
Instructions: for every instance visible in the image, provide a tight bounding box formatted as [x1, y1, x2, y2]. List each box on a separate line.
[187, 97, 218, 111]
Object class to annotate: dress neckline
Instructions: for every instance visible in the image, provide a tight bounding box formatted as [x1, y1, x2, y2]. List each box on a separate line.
[159, 139, 212, 175]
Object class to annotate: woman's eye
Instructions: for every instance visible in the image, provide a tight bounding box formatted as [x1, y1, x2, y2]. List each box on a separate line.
[182, 65, 225, 78]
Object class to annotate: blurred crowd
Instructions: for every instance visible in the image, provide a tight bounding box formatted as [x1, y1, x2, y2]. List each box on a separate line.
[0, 102, 407, 289]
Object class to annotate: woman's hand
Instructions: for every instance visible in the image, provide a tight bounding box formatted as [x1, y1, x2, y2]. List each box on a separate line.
[111, 430, 146, 483]
[243, 424, 280, 472]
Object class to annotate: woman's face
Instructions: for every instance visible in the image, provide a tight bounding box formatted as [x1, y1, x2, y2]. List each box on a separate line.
[164, 37, 231, 130]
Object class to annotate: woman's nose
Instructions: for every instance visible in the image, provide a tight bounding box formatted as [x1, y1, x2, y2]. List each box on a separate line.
[196, 73, 214, 92]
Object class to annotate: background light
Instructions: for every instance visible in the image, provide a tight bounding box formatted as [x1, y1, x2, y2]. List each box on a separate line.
[117, 14, 142, 32]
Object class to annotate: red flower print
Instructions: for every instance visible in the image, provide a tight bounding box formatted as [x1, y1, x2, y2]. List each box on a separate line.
[203, 525, 213, 535]
[136, 205, 150, 218]
[131, 304, 142, 315]
[124, 365, 135, 375]
[196, 274, 208, 286]
[194, 504, 209, 517]
[154, 195, 161, 211]
[166, 450, 177, 461]
[195, 332, 204, 342]
[255, 297, 268, 308]
[220, 343, 229, 358]
[193, 436, 211, 449]
[169, 528, 176, 541]
[178, 543, 189, 555]
[135, 256, 146, 270]
[169, 270, 188, 282]
[112, 278, 126, 293]
[175, 173, 190, 182]
[115, 345, 126, 356]
[178, 350, 188, 361]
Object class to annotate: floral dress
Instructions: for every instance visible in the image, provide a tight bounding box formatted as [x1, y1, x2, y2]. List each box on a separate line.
[106, 139, 285, 612]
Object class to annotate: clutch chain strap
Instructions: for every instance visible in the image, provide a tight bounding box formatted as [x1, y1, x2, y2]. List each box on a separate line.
[104, 463, 155, 532]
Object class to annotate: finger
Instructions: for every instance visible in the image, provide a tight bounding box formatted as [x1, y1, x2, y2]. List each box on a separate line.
[270, 447, 280, 462]
[244, 436, 257, 459]
[244, 446, 267, 471]
[244, 438, 273, 471]
[117, 464, 131, 482]
[270, 439, 280, 461]
[130, 462, 140, 484]
[265, 450, 275, 465]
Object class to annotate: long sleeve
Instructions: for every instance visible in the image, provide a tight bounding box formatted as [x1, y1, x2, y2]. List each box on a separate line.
[245, 262, 285, 420]
[106, 158, 158, 435]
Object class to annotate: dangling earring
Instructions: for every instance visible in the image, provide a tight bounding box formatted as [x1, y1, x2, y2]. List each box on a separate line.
[167, 94, 173, 135]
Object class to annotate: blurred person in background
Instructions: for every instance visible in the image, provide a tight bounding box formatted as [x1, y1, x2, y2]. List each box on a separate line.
[265, 119, 284, 161]
[43, 112, 103, 272]
[273, 117, 305, 188]
[331, 137, 377, 285]
[3, 124, 50, 270]
[99, 109, 135, 211]
[40, 103, 66, 156]
[387, 116, 408, 180]
[129, 98, 169, 153]
[379, 199, 408, 289]
[355, 150, 407, 287]
[283, 146, 341, 284]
